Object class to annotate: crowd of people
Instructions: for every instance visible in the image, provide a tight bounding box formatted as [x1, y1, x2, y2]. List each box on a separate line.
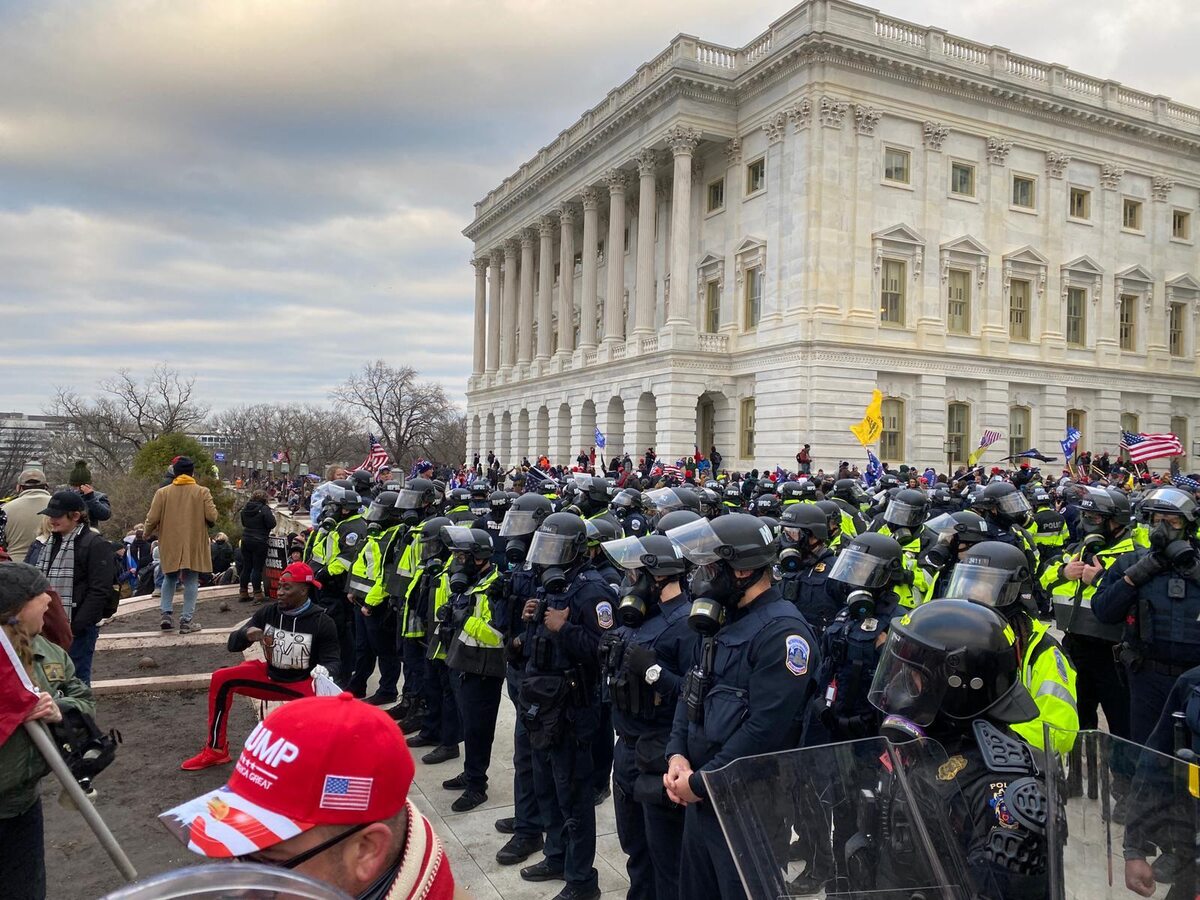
[5, 442, 1200, 898]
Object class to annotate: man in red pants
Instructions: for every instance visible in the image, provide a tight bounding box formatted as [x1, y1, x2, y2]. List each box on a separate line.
[182, 562, 341, 771]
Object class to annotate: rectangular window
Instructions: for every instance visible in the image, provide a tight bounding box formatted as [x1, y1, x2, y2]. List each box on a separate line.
[950, 161, 975, 197]
[1172, 417, 1189, 462]
[1009, 407, 1031, 458]
[740, 398, 756, 459]
[744, 267, 762, 329]
[883, 147, 911, 184]
[1069, 187, 1091, 220]
[1066, 287, 1086, 347]
[1120, 414, 1139, 462]
[1119, 295, 1137, 351]
[880, 399, 904, 463]
[623, 227, 630, 253]
[1012, 174, 1036, 209]
[947, 269, 971, 334]
[881, 259, 905, 326]
[1123, 198, 1143, 231]
[705, 280, 721, 334]
[947, 403, 969, 465]
[746, 158, 765, 194]
[1173, 209, 1192, 240]
[1009, 278, 1031, 340]
[1067, 408, 1086, 442]
[1170, 303, 1186, 357]
[707, 177, 725, 213]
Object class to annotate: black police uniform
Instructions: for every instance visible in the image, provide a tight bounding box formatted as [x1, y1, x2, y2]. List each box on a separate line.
[586, 554, 621, 802]
[520, 566, 616, 894]
[779, 546, 847, 638]
[475, 511, 509, 568]
[816, 594, 898, 741]
[1093, 551, 1200, 743]
[605, 593, 695, 900]
[620, 513, 650, 539]
[666, 586, 819, 899]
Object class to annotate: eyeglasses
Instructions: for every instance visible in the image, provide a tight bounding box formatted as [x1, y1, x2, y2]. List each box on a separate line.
[241, 822, 369, 870]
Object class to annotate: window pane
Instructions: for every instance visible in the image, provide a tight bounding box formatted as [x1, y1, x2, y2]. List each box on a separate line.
[881, 259, 905, 325]
[1173, 210, 1191, 240]
[1009, 408, 1030, 458]
[1069, 188, 1090, 219]
[947, 270, 970, 334]
[1119, 295, 1137, 351]
[881, 399, 904, 463]
[884, 148, 910, 183]
[1170, 303, 1185, 357]
[1123, 199, 1142, 230]
[708, 179, 725, 212]
[951, 163, 975, 196]
[947, 403, 969, 464]
[747, 159, 765, 194]
[1066, 287, 1086, 346]
[1009, 279, 1030, 340]
[741, 399, 756, 458]
[1012, 176, 1035, 208]
[1121, 412, 1139, 435]
[744, 268, 762, 328]
[705, 280, 720, 333]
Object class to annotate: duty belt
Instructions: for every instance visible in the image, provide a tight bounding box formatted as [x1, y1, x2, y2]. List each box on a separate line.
[1146, 659, 1200, 677]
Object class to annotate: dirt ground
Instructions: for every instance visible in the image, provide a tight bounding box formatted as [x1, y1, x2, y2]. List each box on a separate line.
[42, 690, 257, 900]
[90, 645, 236, 681]
[114, 599, 254, 633]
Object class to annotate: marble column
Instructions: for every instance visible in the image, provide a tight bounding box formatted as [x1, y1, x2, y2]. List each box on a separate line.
[604, 169, 629, 345]
[501, 240, 519, 369]
[580, 188, 600, 350]
[666, 125, 701, 329]
[557, 204, 576, 358]
[486, 249, 502, 373]
[633, 150, 659, 337]
[536, 216, 555, 362]
[471, 258, 487, 375]
[518, 229, 535, 366]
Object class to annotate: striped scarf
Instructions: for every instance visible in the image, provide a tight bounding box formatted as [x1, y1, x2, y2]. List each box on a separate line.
[382, 800, 454, 900]
[38, 524, 83, 614]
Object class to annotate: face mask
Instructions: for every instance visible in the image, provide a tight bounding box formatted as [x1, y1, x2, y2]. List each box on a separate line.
[920, 540, 953, 571]
[321, 517, 336, 530]
[891, 527, 914, 546]
[1151, 521, 1186, 551]
[449, 559, 477, 593]
[505, 539, 529, 565]
[539, 565, 568, 593]
[1081, 516, 1107, 538]
[1165, 540, 1198, 570]
[846, 589, 876, 621]
[689, 561, 761, 613]
[401, 509, 421, 528]
[688, 597, 726, 636]
[617, 574, 658, 627]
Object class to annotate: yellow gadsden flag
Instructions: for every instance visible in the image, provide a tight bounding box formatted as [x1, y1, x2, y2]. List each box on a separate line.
[849, 390, 884, 447]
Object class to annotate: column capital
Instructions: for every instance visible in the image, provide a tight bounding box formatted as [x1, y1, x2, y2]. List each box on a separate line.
[520, 228, 536, 249]
[489, 247, 505, 266]
[723, 137, 742, 165]
[504, 238, 520, 259]
[603, 168, 630, 194]
[581, 187, 600, 211]
[537, 215, 556, 239]
[665, 124, 701, 157]
[556, 203, 577, 225]
[471, 257, 490, 274]
[634, 149, 660, 177]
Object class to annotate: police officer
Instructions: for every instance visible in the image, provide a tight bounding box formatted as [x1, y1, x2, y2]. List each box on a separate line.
[778, 502, 846, 637]
[1030, 485, 1069, 556]
[441, 526, 506, 812]
[819, 532, 907, 740]
[394, 514, 452, 732]
[302, 484, 364, 683]
[662, 514, 819, 899]
[346, 490, 404, 705]
[697, 487, 724, 521]
[494, 492, 554, 866]
[944, 541, 1079, 755]
[721, 483, 744, 512]
[864, 600, 1051, 898]
[869, 488, 930, 607]
[831, 478, 871, 532]
[517, 512, 616, 900]
[583, 516, 621, 804]
[643, 486, 702, 531]
[1093, 486, 1200, 743]
[610, 489, 649, 538]
[475, 490, 512, 567]
[1040, 487, 1134, 744]
[752, 492, 782, 519]
[445, 487, 476, 524]
[916, 510, 991, 601]
[349, 469, 375, 503]
[468, 482, 492, 518]
[600, 534, 696, 900]
[971, 481, 1039, 568]
[410, 520, 462, 765]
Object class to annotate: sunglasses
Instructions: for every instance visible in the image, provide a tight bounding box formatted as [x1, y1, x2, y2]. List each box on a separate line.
[241, 822, 369, 870]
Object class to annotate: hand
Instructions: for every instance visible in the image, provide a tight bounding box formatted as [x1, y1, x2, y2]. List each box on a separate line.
[623, 644, 657, 679]
[77, 484, 94, 496]
[522, 599, 539, 621]
[25, 692, 62, 724]
[244, 626, 265, 643]
[1125, 553, 1166, 588]
[1080, 562, 1104, 585]
[1063, 560, 1088, 581]
[1124, 858, 1155, 897]
[543, 606, 569, 633]
[665, 755, 698, 805]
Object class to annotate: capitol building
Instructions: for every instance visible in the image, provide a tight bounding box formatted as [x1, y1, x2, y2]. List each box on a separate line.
[463, 0, 1200, 473]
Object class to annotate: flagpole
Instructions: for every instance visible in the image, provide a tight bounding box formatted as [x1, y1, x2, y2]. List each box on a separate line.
[24, 720, 138, 882]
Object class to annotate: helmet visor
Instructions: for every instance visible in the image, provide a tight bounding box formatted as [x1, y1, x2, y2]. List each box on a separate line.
[921, 513, 960, 542]
[868, 630, 948, 727]
[526, 530, 581, 566]
[419, 535, 445, 562]
[364, 503, 392, 523]
[440, 525, 475, 552]
[884, 499, 926, 528]
[1143, 487, 1197, 519]
[643, 487, 684, 517]
[499, 509, 542, 537]
[827, 547, 893, 589]
[664, 517, 723, 565]
[995, 492, 1032, 516]
[394, 489, 429, 509]
[601, 536, 651, 571]
[944, 563, 1013, 607]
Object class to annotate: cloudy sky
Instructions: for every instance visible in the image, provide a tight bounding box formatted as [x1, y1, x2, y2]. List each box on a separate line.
[1, 0, 1197, 414]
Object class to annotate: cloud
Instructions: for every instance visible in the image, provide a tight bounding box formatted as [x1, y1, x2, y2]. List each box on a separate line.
[0, 0, 1195, 416]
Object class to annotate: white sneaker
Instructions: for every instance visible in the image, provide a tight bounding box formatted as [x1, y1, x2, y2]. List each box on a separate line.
[179, 620, 203, 635]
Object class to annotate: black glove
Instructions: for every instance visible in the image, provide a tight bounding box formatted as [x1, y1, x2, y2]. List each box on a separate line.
[623, 644, 657, 680]
[1125, 553, 1166, 588]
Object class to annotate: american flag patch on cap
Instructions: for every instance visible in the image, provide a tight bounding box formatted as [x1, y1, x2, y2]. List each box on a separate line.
[320, 775, 373, 811]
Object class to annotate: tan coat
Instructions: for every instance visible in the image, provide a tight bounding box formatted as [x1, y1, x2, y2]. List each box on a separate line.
[144, 477, 218, 573]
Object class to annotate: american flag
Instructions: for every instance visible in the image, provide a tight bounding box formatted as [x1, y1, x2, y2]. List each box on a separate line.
[978, 429, 1002, 449]
[319, 774, 373, 811]
[270, 450, 289, 463]
[1121, 431, 1184, 464]
[356, 435, 391, 474]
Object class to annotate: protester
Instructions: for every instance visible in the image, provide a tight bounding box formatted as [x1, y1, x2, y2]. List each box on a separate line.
[144, 456, 218, 634]
[209, 533, 234, 580]
[309, 464, 350, 528]
[162, 694, 460, 899]
[3, 469, 53, 562]
[238, 490, 277, 602]
[0, 562, 96, 900]
[67, 460, 111, 524]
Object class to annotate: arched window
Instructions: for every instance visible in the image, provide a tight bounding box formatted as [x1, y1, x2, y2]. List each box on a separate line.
[1009, 407, 1031, 458]
[880, 398, 904, 463]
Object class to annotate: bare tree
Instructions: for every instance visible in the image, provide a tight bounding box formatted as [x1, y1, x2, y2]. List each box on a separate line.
[49, 365, 209, 473]
[0, 426, 45, 493]
[330, 361, 454, 470]
[421, 413, 467, 468]
[208, 403, 360, 472]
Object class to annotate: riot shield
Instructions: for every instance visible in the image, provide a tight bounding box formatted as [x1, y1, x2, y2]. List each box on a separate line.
[100, 861, 352, 898]
[702, 736, 989, 899]
[1047, 725, 1200, 900]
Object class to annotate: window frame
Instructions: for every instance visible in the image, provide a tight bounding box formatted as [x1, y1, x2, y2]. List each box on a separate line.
[949, 159, 977, 199]
[880, 258, 906, 328]
[1010, 173, 1037, 212]
[1008, 277, 1031, 341]
[740, 397, 756, 459]
[1118, 294, 1138, 351]
[704, 279, 721, 334]
[1066, 286, 1087, 348]
[946, 402, 970, 465]
[1008, 407, 1031, 459]
[706, 177, 726, 214]
[1066, 409, 1086, 449]
[880, 398, 905, 464]
[1068, 186, 1092, 222]
[745, 157, 766, 197]
[743, 265, 763, 330]
[946, 268, 971, 335]
[882, 146, 912, 187]
[1122, 197, 1144, 234]
[1169, 302, 1186, 357]
[1172, 208, 1193, 243]
[1171, 416, 1189, 463]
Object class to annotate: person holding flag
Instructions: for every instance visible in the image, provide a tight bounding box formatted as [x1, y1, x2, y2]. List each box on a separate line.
[0, 562, 96, 900]
[967, 428, 1003, 467]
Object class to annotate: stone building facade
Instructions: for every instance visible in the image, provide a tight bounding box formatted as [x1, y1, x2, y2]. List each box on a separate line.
[463, 0, 1200, 473]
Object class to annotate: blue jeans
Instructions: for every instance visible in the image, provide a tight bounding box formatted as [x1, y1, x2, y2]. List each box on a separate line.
[160, 569, 200, 620]
[68, 625, 100, 685]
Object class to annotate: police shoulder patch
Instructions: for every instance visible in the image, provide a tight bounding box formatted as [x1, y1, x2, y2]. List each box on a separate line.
[1053, 648, 1069, 684]
[596, 601, 614, 630]
[785, 634, 810, 676]
[344, 532, 359, 547]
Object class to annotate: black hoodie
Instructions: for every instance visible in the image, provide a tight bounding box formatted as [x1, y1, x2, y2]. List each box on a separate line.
[240, 499, 277, 544]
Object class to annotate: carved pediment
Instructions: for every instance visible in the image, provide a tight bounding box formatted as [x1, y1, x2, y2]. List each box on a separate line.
[1167, 273, 1200, 294]
[734, 236, 766, 255]
[1115, 264, 1154, 285]
[697, 252, 724, 269]
[1003, 245, 1050, 268]
[940, 234, 989, 257]
[873, 223, 925, 247]
[1062, 254, 1105, 276]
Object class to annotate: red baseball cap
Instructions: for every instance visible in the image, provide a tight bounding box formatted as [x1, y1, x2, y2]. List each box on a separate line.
[160, 694, 414, 858]
[279, 561, 321, 590]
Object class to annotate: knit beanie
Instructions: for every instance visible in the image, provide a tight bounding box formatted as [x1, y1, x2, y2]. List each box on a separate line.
[69, 459, 93, 487]
[0, 562, 51, 621]
[173, 456, 195, 477]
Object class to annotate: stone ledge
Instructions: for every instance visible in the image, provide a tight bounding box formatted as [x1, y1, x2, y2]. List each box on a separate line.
[97, 630, 237, 652]
[92, 673, 211, 696]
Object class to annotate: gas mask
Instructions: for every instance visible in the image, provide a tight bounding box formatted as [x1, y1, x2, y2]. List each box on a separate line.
[401, 509, 422, 528]
[449, 558, 479, 593]
[505, 539, 529, 566]
[919, 538, 954, 571]
[846, 589, 876, 621]
[366, 522, 382, 536]
[617, 574, 660, 627]
[890, 526, 914, 546]
[321, 517, 336, 531]
[779, 534, 818, 574]
[688, 597, 726, 636]
[1080, 514, 1108, 539]
[1151, 521, 1187, 552]
[687, 561, 762, 633]
[1164, 540, 1199, 570]
[538, 565, 568, 594]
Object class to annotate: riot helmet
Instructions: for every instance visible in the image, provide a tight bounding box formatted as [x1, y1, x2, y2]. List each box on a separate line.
[833, 479, 868, 505]
[653, 509, 702, 536]
[944, 540, 1036, 617]
[488, 490, 513, 521]
[918, 510, 989, 570]
[643, 486, 701, 524]
[609, 488, 644, 520]
[363, 490, 402, 531]
[527, 512, 588, 591]
[698, 488, 723, 520]
[883, 489, 929, 531]
[1076, 487, 1123, 539]
[753, 494, 782, 519]
[814, 500, 844, 540]
[723, 484, 743, 505]
[585, 516, 621, 548]
[798, 480, 822, 503]
[395, 477, 441, 527]
[321, 485, 361, 523]
[603, 534, 687, 626]
[469, 482, 491, 512]
[778, 481, 804, 505]
[499, 492, 553, 565]
[350, 470, 374, 497]
[779, 503, 829, 574]
[1140, 486, 1199, 550]
[828, 532, 904, 619]
[973, 481, 1032, 528]
[418, 516, 455, 564]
